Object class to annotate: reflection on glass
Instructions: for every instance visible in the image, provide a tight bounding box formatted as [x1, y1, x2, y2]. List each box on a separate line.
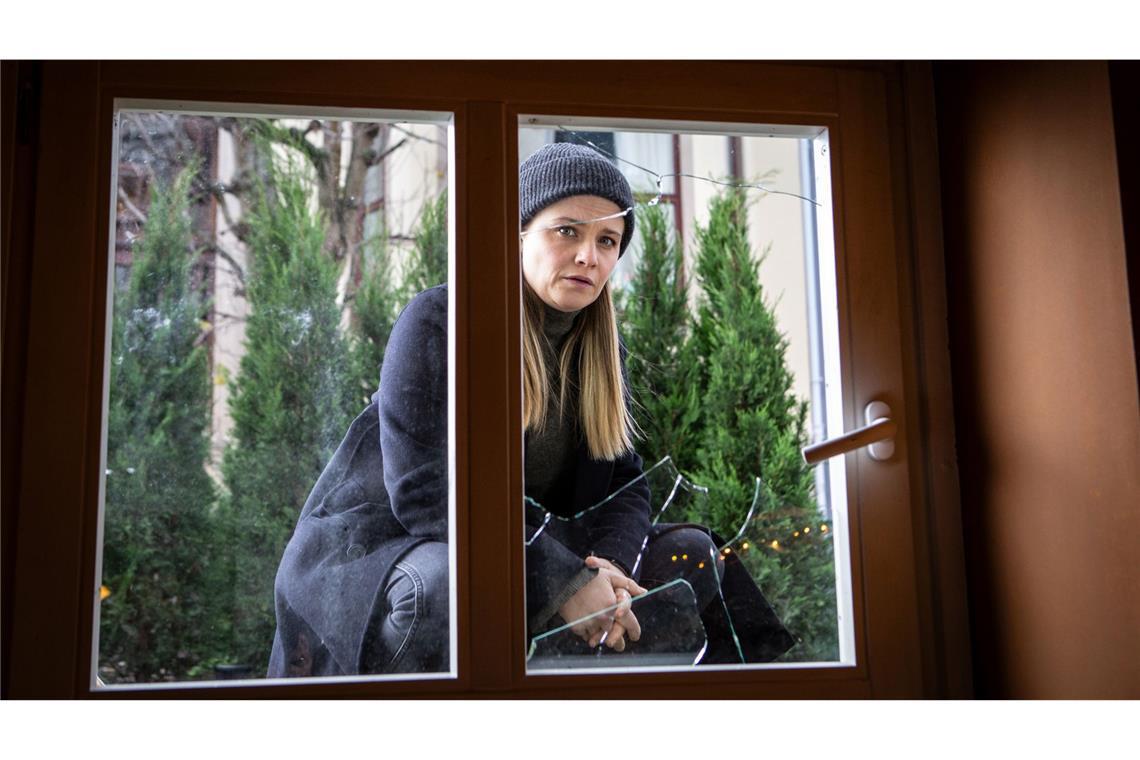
[96, 108, 452, 686]
[520, 124, 848, 671]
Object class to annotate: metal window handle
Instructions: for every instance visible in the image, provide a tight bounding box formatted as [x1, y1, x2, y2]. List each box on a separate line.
[802, 401, 897, 465]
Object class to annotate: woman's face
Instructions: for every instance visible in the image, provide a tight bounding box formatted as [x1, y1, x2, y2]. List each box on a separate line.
[521, 195, 625, 312]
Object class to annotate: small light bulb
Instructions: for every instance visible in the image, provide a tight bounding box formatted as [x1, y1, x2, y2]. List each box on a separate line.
[671, 554, 678, 562]
[698, 561, 706, 569]
[770, 540, 780, 549]
[741, 542, 750, 550]
[793, 531, 800, 538]
[682, 554, 688, 560]
[723, 547, 732, 554]
[804, 527, 811, 534]
[821, 525, 829, 532]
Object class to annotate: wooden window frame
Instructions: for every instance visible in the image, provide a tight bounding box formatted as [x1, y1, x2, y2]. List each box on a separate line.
[2, 60, 969, 699]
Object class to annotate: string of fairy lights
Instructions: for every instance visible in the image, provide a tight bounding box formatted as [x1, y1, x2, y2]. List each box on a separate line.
[662, 522, 832, 572]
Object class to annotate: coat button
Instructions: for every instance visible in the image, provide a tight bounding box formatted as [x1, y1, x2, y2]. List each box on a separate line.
[346, 544, 365, 560]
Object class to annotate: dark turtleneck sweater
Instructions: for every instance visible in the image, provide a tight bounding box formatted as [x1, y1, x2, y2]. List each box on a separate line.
[525, 302, 599, 627]
[524, 303, 582, 509]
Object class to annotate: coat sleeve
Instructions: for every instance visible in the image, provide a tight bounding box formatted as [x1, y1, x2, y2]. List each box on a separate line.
[378, 286, 449, 541]
[523, 448, 650, 633]
[584, 449, 651, 576]
[525, 528, 595, 632]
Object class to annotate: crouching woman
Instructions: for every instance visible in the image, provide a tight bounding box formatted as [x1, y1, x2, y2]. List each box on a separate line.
[268, 143, 792, 677]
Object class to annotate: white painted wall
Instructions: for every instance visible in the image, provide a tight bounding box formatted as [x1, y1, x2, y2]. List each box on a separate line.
[740, 135, 812, 406]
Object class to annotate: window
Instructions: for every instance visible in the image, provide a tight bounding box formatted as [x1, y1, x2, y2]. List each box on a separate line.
[518, 118, 854, 673]
[7, 61, 950, 698]
[94, 103, 456, 688]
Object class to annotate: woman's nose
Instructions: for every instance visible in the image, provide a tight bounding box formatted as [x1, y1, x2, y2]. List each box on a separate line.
[574, 240, 599, 266]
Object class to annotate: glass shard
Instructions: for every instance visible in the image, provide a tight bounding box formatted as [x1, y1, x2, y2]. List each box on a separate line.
[528, 578, 707, 670]
[525, 455, 809, 671]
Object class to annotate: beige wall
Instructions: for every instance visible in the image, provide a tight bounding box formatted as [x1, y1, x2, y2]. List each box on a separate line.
[384, 123, 448, 276]
[937, 61, 1140, 698]
[740, 136, 811, 405]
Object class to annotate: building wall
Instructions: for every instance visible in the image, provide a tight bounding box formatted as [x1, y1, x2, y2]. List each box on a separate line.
[936, 61, 1140, 698]
[740, 135, 812, 406]
[673, 133, 814, 404]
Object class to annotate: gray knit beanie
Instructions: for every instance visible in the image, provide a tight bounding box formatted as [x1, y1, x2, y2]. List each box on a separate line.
[520, 143, 636, 256]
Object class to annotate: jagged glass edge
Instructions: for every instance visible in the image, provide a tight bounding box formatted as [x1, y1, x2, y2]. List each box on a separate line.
[526, 577, 706, 664]
[524, 455, 709, 546]
[525, 456, 782, 665]
[717, 477, 763, 552]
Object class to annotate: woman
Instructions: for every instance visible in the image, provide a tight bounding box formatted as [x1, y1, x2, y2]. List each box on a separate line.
[517, 144, 725, 656]
[269, 143, 791, 677]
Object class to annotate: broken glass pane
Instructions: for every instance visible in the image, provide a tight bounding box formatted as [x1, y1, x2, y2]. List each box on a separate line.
[528, 579, 707, 670]
[520, 120, 850, 669]
[525, 456, 815, 671]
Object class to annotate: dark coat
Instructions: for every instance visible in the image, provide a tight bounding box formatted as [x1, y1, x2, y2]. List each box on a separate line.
[268, 285, 651, 677]
[269, 284, 792, 677]
[269, 286, 449, 677]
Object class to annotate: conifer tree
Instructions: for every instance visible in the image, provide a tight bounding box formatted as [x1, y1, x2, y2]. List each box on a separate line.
[350, 189, 448, 402]
[685, 187, 838, 661]
[399, 190, 448, 299]
[220, 142, 357, 671]
[100, 163, 221, 681]
[349, 231, 401, 403]
[617, 202, 701, 471]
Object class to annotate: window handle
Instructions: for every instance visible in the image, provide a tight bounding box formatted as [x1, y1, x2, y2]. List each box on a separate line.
[802, 401, 896, 465]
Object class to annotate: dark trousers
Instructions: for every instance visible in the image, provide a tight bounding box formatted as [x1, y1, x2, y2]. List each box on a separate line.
[362, 540, 450, 674]
[634, 525, 725, 612]
[529, 524, 726, 660]
[365, 527, 748, 670]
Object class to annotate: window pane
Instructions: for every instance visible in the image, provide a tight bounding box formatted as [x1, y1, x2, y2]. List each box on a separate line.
[519, 121, 852, 673]
[94, 106, 454, 687]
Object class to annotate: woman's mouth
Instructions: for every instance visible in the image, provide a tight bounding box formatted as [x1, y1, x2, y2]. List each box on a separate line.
[564, 276, 593, 287]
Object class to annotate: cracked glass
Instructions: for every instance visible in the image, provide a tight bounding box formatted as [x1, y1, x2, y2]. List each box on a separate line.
[520, 122, 853, 672]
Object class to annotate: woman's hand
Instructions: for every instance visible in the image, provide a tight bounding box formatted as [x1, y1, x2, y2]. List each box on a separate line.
[558, 557, 647, 651]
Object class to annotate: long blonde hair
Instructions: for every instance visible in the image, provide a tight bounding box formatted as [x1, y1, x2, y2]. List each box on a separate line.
[522, 281, 638, 461]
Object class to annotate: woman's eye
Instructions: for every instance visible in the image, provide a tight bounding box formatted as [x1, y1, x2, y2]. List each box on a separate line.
[556, 225, 577, 237]
[600, 236, 617, 248]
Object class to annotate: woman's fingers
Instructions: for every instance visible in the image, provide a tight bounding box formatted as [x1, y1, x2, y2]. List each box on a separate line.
[562, 563, 649, 650]
[621, 576, 648, 597]
[583, 608, 641, 649]
[615, 609, 641, 642]
[589, 623, 616, 649]
[584, 556, 648, 596]
[596, 621, 627, 651]
[613, 587, 629, 618]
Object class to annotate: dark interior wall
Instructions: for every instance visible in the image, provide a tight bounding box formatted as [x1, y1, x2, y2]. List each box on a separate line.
[1, 61, 40, 698]
[935, 61, 1140, 698]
